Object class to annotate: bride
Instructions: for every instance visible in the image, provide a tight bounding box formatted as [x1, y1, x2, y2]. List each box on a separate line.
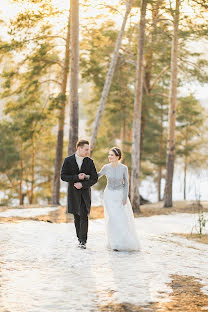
[98, 147, 140, 251]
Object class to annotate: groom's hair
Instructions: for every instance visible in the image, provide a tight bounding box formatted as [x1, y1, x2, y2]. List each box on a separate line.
[76, 139, 89, 149]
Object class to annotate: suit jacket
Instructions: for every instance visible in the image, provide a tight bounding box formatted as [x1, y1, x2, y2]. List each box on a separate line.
[61, 154, 98, 214]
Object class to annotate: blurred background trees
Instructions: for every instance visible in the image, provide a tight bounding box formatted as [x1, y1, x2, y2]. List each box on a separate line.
[0, 0, 208, 207]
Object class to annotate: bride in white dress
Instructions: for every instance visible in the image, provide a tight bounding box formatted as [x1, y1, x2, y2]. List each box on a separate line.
[98, 147, 140, 251]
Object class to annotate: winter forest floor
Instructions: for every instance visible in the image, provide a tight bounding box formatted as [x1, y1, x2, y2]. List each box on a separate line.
[0, 201, 208, 311]
[100, 274, 208, 312]
[0, 200, 208, 224]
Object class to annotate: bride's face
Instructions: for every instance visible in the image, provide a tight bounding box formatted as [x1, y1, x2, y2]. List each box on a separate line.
[108, 151, 119, 163]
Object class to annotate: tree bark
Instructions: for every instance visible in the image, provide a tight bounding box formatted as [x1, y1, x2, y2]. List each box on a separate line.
[184, 155, 187, 200]
[140, 0, 162, 159]
[158, 164, 162, 201]
[19, 141, 24, 205]
[68, 0, 79, 155]
[183, 134, 188, 200]
[164, 0, 180, 207]
[52, 12, 70, 205]
[158, 133, 162, 202]
[130, 0, 148, 213]
[29, 136, 35, 204]
[121, 117, 126, 155]
[158, 102, 164, 201]
[90, 0, 133, 153]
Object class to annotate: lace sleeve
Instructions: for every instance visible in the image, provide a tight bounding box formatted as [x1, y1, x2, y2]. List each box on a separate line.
[98, 165, 106, 178]
[123, 166, 129, 201]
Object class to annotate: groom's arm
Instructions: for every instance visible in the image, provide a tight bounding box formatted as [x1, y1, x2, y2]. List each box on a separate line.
[61, 158, 80, 183]
[80, 160, 98, 189]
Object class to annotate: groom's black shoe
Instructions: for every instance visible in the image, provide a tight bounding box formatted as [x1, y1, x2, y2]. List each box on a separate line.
[113, 249, 119, 252]
[79, 242, 86, 249]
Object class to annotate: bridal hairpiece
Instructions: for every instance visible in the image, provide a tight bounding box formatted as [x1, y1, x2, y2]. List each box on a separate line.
[112, 148, 119, 156]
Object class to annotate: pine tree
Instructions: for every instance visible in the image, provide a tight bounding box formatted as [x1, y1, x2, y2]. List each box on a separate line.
[90, 0, 133, 152]
[52, 12, 70, 205]
[164, 0, 180, 207]
[131, 0, 148, 212]
[176, 95, 206, 200]
[68, 0, 79, 155]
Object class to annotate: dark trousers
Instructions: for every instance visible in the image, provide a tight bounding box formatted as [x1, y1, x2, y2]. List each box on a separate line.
[74, 197, 88, 243]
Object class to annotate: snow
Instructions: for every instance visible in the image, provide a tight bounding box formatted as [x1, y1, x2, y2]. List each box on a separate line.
[0, 213, 208, 311]
[0, 207, 59, 218]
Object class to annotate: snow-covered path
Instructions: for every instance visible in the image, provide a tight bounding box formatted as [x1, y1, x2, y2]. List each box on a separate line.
[0, 213, 208, 312]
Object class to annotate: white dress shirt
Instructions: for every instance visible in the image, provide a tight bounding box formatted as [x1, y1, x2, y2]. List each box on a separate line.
[75, 153, 85, 170]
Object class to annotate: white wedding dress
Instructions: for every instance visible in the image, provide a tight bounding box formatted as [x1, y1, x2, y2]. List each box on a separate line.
[98, 163, 140, 251]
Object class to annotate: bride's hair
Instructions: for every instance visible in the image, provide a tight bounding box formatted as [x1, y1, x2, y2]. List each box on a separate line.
[110, 147, 122, 160]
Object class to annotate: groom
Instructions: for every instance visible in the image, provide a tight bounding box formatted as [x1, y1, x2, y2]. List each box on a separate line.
[61, 139, 98, 249]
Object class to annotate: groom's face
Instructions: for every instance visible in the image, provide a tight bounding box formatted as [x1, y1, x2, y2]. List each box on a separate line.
[77, 144, 90, 157]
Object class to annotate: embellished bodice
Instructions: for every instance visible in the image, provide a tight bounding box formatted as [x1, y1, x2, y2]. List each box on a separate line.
[98, 163, 129, 201]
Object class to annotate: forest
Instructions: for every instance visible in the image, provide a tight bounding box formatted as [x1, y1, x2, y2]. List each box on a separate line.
[0, 0, 208, 211]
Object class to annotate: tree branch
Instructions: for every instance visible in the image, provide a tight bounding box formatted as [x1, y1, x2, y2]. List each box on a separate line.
[40, 79, 62, 87]
[23, 35, 67, 43]
[150, 65, 170, 91]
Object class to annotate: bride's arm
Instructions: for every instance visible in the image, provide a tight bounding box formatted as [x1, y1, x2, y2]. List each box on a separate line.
[98, 165, 106, 178]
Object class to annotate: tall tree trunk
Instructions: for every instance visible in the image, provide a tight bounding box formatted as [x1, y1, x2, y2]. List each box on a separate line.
[184, 134, 188, 200]
[29, 136, 35, 204]
[52, 13, 70, 205]
[140, 0, 162, 158]
[157, 101, 165, 201]
[68, 0, 79, 155]
[90, 0, 133, 153]
[121, 117, 126, 154]
[164, 0, 180, 207]
[184, 155, 187, 200]
[130, 0, 148, 213]
[158, 125, 163, 201]
[158, 165, 162, 201]
[19, 141, 24, 205]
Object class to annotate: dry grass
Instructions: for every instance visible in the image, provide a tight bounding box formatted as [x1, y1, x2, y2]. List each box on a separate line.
[91, 200, 208, 220]
[137, 200, 208, 218]
[0, 205, 73, 224]
[0, 200, 208, 224]
[157, 275, 208, 312]
[99, 275, 208, 312]
[0, 205, 102, 223]
[99, 302, 155, 311]
[175, 233, 208, 244]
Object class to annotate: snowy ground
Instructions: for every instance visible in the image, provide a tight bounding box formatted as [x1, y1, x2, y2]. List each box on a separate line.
[0, 207, 59, 218]
[0, 212, 208, 312]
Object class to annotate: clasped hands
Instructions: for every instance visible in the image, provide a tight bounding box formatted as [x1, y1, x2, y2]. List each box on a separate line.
[74, 173, 89, 189]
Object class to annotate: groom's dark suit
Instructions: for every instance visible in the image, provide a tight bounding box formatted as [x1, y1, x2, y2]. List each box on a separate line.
[61, 154, 98, 243]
